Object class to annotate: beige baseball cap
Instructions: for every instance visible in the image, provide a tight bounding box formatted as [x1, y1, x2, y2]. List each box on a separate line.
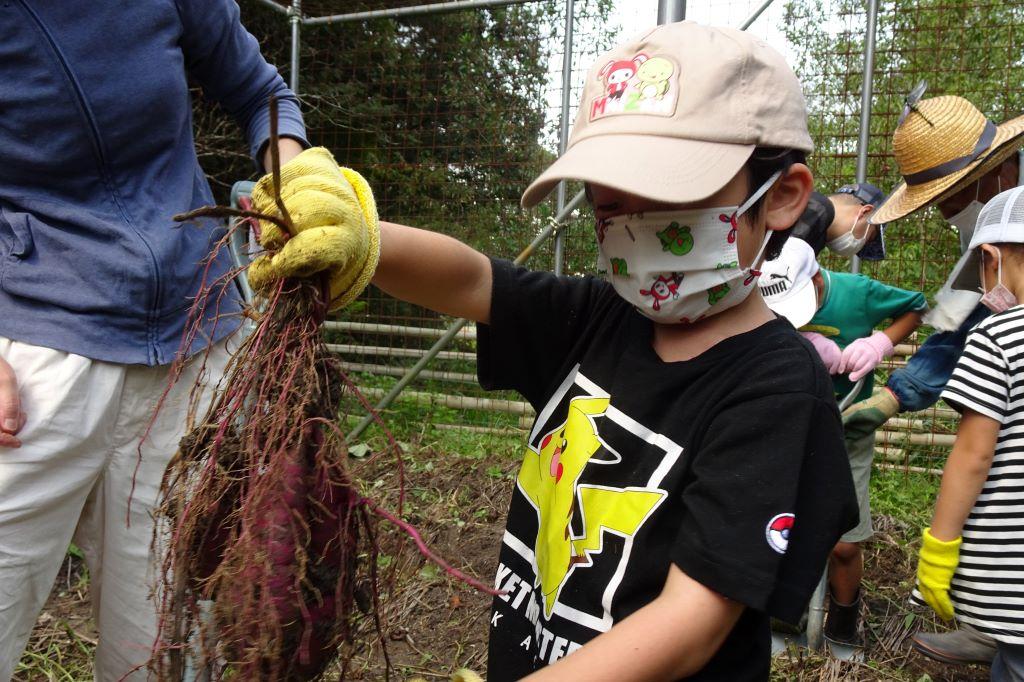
[521, 21, 814, 208]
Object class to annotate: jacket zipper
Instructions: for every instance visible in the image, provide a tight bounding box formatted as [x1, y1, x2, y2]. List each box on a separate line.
[18, 0, 164, 364]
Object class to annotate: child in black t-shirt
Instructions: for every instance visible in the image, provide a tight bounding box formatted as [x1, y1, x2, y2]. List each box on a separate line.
[258, 21, 858, 681]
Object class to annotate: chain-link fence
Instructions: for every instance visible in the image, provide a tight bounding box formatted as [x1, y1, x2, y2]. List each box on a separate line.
[196, 0, 1024, 472]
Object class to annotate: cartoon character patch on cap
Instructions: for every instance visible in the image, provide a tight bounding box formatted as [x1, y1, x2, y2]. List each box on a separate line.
[634, 58, 674, 101]
[598, 56, 645, 101]
[765, 513, 795, 554]
[590, 53, 679, 122]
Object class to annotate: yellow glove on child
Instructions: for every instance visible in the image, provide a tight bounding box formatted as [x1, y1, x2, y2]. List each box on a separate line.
[248, 147, 380, 311]
[916, 527, 961, 621]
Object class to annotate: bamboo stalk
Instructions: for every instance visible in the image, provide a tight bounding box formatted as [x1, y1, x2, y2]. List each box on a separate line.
[876, 431, 956, 447]
[434, 423, 524, 436]
[355, 387, 534, 416]
[340, 361, 476, 384]
[874, 462, 943, 476]
[327, 344, 475, 362]
[324, 321, 477, 340]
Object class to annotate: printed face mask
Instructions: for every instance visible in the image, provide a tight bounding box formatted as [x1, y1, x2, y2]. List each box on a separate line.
[596, 171, 781, 324]
[826, 208, 870, 257]
[980, 247, 1019, 313]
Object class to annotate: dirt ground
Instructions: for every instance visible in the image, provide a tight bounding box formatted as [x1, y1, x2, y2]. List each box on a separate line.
[18, 443, 990, 681]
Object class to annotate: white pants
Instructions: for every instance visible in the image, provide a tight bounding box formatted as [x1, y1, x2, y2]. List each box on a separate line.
[0, 336, 229, 680]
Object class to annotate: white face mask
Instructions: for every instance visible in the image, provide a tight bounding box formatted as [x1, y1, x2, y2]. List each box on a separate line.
[947, 180, 991, 251]
[596, 171, 781, 324]
[826, 208, 870, 257]
[979, 247, 1019, 313]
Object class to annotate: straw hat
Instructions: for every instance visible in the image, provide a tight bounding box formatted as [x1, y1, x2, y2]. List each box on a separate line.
[870, 96, 1024, 224]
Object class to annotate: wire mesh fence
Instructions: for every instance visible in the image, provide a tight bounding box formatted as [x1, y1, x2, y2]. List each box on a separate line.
[196, 0, 1024, 471]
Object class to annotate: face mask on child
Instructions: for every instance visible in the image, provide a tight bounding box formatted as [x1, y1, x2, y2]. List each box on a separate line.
[596, 171, 781, 324]
[826, 207, 871, 257]
[979, 247, 1019, 313]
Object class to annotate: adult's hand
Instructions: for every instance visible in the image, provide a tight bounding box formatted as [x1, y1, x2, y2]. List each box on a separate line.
[0, 356, 25, 448]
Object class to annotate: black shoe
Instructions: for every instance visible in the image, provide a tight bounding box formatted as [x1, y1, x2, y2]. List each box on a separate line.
[824, 591, 862, 647]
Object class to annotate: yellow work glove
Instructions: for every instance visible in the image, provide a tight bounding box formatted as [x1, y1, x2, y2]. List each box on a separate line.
[916, 527, 961, 621]
[247, 147, 380, 311]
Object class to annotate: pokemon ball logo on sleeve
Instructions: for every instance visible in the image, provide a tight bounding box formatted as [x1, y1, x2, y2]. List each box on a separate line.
[765, 513, 795, 554]
[590, 53, 679, 121]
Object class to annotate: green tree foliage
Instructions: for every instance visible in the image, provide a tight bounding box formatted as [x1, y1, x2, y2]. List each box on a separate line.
[195, 0, 613, 264]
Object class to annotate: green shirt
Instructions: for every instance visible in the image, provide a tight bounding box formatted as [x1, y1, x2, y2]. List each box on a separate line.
[802, 270, 927, 402]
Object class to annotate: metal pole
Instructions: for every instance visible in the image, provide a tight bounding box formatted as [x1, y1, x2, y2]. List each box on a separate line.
[253, 0, 290, 15]
[850, 0, 878, 275]
[738, 0, 775, 30]
[806, 570, 828, 650]
[553, 0, 575, 275]
[288, 0, 299, 93]
[657, 0, 686, 24]
[289, 0, 301, 94]
[303, 0, 533, 25]
[346, 191, 586, 443]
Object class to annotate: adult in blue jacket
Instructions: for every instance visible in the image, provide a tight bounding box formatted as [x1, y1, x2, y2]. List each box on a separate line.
[0, 1, 307, 676]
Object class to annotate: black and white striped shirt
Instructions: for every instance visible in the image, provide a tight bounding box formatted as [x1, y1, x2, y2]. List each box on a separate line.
[940, 305, 1024, 644]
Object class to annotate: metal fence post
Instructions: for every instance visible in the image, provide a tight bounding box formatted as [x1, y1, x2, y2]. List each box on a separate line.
[851, 0, 878, 275]
[553, 0, 575, 275]
[657, 0, 685, 24]
[739, 0, 775, 30]
[289, 0, 302, 94]
[302, 0, 534, 25]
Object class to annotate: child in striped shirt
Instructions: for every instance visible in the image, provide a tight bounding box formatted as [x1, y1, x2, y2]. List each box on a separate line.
[916, 186, 1024, 679]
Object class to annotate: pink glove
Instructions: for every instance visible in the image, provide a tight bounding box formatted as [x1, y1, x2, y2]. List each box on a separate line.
[839, 330, 894, 381]
[801, 331, 842, 374]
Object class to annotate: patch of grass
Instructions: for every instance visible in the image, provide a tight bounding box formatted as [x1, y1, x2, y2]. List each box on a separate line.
[15, 552, 95, 682]
[870, 467, 940, 529]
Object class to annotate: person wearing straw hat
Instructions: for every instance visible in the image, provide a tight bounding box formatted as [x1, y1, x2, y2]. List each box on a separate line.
[842, 92, 1024, 666]
[911, 185, 1024, 679]
[253, 21, 859, 681]
[760, 238, 924, 651]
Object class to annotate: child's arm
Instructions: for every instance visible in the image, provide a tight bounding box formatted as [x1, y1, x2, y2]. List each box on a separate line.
[523, 565, 743, 682]
[840, 309, 924, 381]
[882, 309, 924, 347]
[838, 277, 927, 381]
[247, 150, 495, 323]
[916, 408, 999, 620]
[930, 408, 999, 540]
[372, 221, 494, 324]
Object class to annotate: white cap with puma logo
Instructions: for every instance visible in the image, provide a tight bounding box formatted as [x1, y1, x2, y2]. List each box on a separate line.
[758, 237, 820, 328]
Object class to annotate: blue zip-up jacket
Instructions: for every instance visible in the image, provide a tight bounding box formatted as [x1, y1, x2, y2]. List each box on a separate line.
[0, 0, 308, 365]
